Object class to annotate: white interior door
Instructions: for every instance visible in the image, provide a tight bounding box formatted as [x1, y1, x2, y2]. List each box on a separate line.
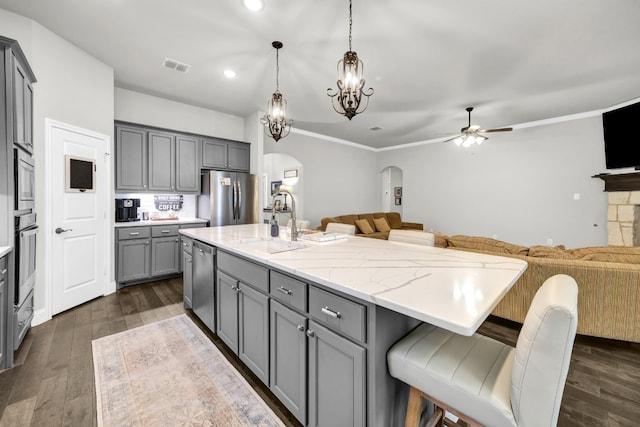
[50, 122, 108, 315]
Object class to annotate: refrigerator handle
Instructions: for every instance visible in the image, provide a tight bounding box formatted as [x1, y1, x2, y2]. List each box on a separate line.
[237, 181, 242, 218]
[232, 181, 238, 220]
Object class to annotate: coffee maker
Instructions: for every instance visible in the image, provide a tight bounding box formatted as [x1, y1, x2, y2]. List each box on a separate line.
[115, 198, 140, 222]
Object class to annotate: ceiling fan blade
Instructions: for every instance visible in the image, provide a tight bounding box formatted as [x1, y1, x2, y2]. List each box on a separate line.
[478, 127, 513, 133]
[442, 134, 463, 143]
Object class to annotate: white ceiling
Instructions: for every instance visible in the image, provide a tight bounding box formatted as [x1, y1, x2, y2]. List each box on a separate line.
[1, 0, 639, 149]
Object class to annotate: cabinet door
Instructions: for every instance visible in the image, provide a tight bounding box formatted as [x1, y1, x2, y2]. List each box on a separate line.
[117, 239, 151, 282]
[0, 258, 6, 368]
[116, 126, 148, 191]
[216, 270, 239, 353]
[175, 135, 199, 193]
[227, 142, 250, 171]
[308, 320, 366, 427]
[238, 283, 269, 385]
[270, 300, 307, 424]
[12, 56, 34, 154]
[183, 251, 193, 309]
[201, 138, 228, 169]
[151, 236, 180, 277]
[148, 131, 175, 191]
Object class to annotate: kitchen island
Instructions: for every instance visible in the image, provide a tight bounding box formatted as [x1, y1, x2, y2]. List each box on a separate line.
[180, 224, 527, 427]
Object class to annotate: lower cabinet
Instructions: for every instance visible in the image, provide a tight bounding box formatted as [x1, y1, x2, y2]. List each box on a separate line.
[217, 270, 269, 384]
[117, 238, 151, 282]
[270, 300, 307, 424]
[0, 256, 7, 368]
[307, 320, 366, 427]
[182, 237, 193, 309]
[151, 236, 181, 277]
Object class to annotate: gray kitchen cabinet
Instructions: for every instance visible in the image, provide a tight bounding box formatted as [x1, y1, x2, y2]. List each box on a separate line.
[117, 238, 151, 283]
[201, 137, 250, 172]
[116, 224, 202, 287]
[181, 236, 193, 308]
[270, 299, 307, 424]
[115, 125, 147, 191]
[148, 131, 175, 192]
[12, 52, 34, 154]
[0, 256, 7, 368]
[150, 235, 181, 277]
[307, 320, 366, 427]
[216, 269, 270, 385]
[192, 240, 215, 331]
[216, 270, 239, 352]
[175, 135, 199, 193]
[115, 123, 200, 194]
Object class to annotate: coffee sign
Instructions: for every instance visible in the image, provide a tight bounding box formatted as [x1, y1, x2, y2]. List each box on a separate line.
[154, 195, 183, 211]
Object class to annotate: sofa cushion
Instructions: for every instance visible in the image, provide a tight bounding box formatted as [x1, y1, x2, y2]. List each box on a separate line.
[528, 245, 576, 259]
[448, 235, 529, 256]
[338, 214, 359, 226]
[433, 232, 449, 248]
[386, 212, 403, 229]
[355, 219, 375, 234]
[320, 217, 340, 230]
[567, 246, 640, 263]
[373, 217, 391, 232]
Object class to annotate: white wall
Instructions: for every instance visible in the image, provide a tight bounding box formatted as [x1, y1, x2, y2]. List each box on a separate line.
[1, 8, 115, 319]
[379, 116, 609, 248]
[264, 131, 378, 228]
[115, 88, 245, 141]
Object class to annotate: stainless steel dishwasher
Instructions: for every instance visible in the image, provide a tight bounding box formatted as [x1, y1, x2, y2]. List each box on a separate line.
[192, 241, 215, 331]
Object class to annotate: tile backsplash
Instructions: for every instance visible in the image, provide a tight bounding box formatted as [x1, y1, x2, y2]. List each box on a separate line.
[116, 193, 197, 219]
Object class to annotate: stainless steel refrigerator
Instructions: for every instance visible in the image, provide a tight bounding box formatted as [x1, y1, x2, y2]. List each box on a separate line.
[198, 171, 259, 226]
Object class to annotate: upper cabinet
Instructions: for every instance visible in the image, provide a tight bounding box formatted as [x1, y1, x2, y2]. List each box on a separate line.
[116, 125, 148, 191]
[115, 123, 202, 194]
[6, 40, 36, 155]
[202, 137, 250, 172]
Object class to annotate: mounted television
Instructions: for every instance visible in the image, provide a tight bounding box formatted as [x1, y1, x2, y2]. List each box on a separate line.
[65, 155, 95, 192]
[602, 101, 640, 170]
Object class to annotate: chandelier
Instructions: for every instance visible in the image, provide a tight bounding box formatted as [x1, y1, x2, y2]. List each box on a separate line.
[327, 0, 373, 120]
[261, 41, 292, 141]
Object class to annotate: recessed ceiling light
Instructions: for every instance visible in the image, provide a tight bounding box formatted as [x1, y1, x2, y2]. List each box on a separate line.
[370, 126, 383, 131]
[243, 0, 264, 12]
[224, 69, 237, 78]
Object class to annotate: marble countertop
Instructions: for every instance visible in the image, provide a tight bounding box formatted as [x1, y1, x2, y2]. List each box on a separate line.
[180, 224, 528, 336]
[114, 218, 208, 228]
[0, 246, 11, 258]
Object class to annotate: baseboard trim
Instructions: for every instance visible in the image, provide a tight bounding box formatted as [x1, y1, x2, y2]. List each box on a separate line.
[32, 308, 51, 327]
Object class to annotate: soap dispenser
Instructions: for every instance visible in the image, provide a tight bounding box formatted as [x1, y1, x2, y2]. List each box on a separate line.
[270, 215, 279, 237]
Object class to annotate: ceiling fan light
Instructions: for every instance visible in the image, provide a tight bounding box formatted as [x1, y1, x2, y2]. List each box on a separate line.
[454, 137, 463, 146]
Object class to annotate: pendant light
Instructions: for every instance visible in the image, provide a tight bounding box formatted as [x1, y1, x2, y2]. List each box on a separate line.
[261, 41, 292, 141]
[327, 0, 373, 120]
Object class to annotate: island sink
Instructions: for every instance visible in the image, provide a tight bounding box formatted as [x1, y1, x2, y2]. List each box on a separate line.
[238, 237, 309, 254]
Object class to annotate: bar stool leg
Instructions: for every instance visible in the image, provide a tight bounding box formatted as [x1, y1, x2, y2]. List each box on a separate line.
[405, 387, 423, 427]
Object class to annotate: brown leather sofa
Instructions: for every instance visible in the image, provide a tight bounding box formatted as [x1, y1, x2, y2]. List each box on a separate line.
[318, 212, 423, 239]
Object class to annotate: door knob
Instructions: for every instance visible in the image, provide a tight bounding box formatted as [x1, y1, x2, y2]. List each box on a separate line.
[55, 227, 72, 234]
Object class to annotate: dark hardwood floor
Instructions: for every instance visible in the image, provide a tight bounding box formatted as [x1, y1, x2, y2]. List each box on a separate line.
[0, 278, 638, 426]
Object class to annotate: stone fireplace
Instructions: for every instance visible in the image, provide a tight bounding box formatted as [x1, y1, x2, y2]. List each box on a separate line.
[607, 191, 640, 246]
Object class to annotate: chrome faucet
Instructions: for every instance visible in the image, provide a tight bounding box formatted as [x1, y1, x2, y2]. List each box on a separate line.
[272, 189, 297, 241]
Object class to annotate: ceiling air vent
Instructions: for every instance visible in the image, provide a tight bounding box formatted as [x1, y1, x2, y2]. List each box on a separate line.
[370, 126, 383, 131]
[162, 57, 191, 73]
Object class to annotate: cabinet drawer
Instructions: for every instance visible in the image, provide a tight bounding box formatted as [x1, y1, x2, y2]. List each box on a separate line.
[309, 286, 366, 343]
[181, 236, 193, 255]
[151, 225, 179, 237]
[117, 226, 151, 240]
[218, 251, 269, 294]
[14, 290, 34, 348]
[0, 255, 6, 272]
[270, 270, 307, 312]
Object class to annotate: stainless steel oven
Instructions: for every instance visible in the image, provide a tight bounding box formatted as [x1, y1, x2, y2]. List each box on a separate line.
[14, 148, 35, 214]
[14, 213, 37, 347]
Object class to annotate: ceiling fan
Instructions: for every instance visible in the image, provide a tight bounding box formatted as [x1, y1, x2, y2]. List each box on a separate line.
[444, 107, 513, 147]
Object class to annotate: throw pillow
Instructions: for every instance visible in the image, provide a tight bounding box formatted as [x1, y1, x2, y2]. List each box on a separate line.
[567, 246, 640, 263]
[355, 219, 374, 234]
[528, 245, 575, 259]
[373, 217, 391, 232]
[447, 235, 529, 256]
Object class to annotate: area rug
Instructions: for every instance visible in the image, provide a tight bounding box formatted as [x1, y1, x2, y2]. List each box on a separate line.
[92, 314, 285, 427]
